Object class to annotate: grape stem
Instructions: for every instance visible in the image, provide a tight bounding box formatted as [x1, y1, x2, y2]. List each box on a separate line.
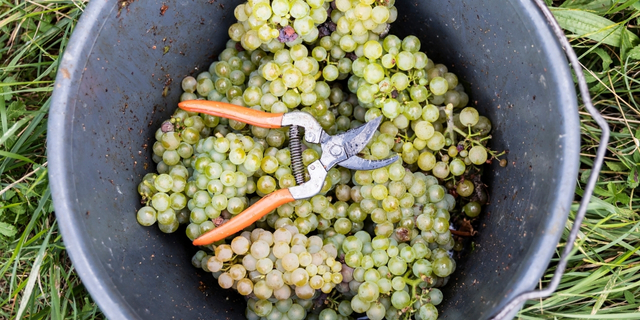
[454, 127, 506, 160]
[398, 273, 434, 320]
[458, 127, 507, 159]
[404, 275, 422, 303]
[325, 291, 340, 309]
[450, 229, 474, 237]
[141, 181, 155, 204]
[452, 125, 468, 139]
[444, 103, 456, 145]
[408, 69, 418, 84]
[397, 131, 412, 142]
[453, 127, 488, 147]
[143, 180, 154, 190]
[488, 149, 507, 160]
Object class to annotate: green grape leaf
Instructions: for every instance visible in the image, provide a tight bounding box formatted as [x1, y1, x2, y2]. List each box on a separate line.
[634, 150, 640, 164]
[624, 290, 636, 304]
[81, 297, 94, 313]
[627, 166, 639, 189]
[2, 189, 15, 200]
[7, 100, 26, 121]
[605, 182, 630, 205]
[605, 161, 627, 172]
[635, 127, 640, 141]
[619, 207, 636, 218]
[0, 221, 17, 238]
[1, 76, 16, 101]
[550, 8, 640, 47]
[591, 47, 613, 70]
[593, 185, 611, 198]
[621, 23, 638, 61]
[560, 0, 614, 13]
[579, 69, 600, 84]
[0, 114, 33, 149]
[628, 45, 640, 60]
[8, 203, 26, 215]
[620, 127, 631, 135]
[607, 0, 640, 14]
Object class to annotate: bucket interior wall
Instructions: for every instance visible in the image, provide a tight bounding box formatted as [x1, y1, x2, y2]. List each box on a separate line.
[49, 0, 579, 319]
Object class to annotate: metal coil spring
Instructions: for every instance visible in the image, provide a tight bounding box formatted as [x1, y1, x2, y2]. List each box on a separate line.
[289, 125, 305, 185]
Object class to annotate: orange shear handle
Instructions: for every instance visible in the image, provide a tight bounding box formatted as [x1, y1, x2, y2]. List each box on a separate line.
[178, 100, 283, 129]
[193, 189, 295, 246]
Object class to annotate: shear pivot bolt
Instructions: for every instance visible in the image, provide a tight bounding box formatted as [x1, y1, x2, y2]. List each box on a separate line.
[330, 145, 343, 156]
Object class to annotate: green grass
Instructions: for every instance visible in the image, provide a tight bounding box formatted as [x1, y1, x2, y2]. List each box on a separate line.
[0, 0, 102, 319]
[1, 0, 640, 319]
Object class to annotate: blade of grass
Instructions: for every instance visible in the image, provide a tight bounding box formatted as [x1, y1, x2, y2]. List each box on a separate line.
[0, 115, 33, 148]
[13, 222, 53, 319]
[592, 267, 621, 314]
[50, 264, 61, 320]
[551, 8, 640, 46]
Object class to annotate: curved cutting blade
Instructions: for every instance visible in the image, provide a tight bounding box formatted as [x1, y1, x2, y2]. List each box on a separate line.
[340, 116, 382, 157]
[338, 154, 399, 170]
[319, 116, 397, 171]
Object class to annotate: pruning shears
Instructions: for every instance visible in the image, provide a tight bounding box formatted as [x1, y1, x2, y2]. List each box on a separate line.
[178, 100, 398, 246]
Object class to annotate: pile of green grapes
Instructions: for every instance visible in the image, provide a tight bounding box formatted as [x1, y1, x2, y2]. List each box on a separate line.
[136, 0, 503, 319]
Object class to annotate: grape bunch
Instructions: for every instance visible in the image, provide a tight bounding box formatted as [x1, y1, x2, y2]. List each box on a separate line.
[189, 227, 357, 320]
[228, 0, 397, 53]
[136, 0, 507, 318]
[345, 34, 468, 124]
[322, 167, 455, 320]
[194, 227, 344, 302]
[229, 0, 330, 51]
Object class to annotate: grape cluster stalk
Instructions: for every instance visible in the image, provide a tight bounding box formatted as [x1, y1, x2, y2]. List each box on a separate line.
[136, 0, 504, 319]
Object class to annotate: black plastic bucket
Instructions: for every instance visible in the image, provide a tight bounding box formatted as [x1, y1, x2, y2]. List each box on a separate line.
[48, 0, 581, 319]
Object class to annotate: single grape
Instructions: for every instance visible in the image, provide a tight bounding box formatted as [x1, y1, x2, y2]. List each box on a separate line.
[460, 107, 480, 126]
[218, 272, 234, 289]
[433, 256, 455, 277]
[429, 77, 449, 95]
[358, 282, 381, 303]
[463, 201, 482, 217]
[419, 303, 439, 320]
[351, 295, 371, 314]
[429, 288, 444, 305]
[391, 290, 411, 309]
[137, 206, 157, 226]
[457, 179, 475, 197]
[366, 302, 386, 320]
[469, 145, 488, 165]
[181, 76, 197, 93]
[151, 192, 170, 212]
[157, 208, 176, 225]
[388, 256, 407, 276]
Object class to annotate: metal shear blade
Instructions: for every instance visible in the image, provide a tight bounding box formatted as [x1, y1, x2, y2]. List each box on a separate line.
[338, 154, 398, 170]
[341, 116, 382, 158]
[320, 116, 398, 171]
